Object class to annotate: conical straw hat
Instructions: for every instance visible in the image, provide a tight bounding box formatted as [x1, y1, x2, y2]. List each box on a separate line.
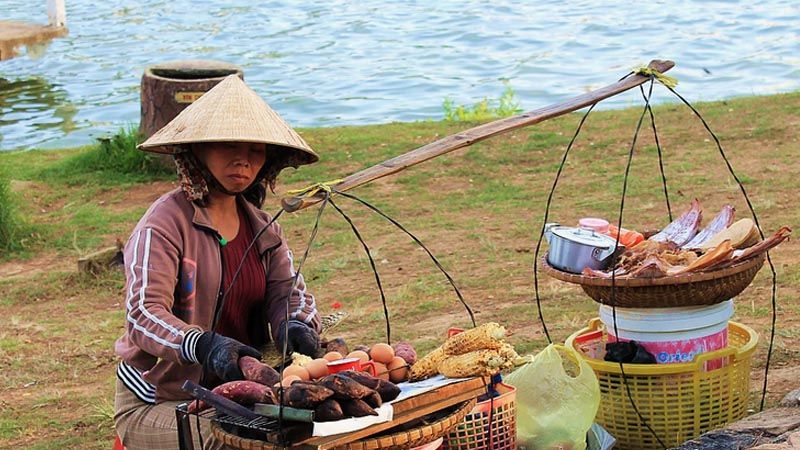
[138, 75, 318, 167]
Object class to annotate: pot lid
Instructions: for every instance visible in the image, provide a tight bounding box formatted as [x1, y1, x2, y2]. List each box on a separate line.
[551, 226, 619, 248]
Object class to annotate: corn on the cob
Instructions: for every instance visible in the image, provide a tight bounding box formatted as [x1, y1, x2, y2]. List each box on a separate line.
[291, 352, 313, 367]
[497, 342, 519, 360]
[441, 322, 506, 356]
[408, 346, 447, 381]
[437, 348, 512, 378]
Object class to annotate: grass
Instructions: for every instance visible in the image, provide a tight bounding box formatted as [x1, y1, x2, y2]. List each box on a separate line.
[442, 83, 522, 122]
[38, 126, 172, 186]
[0, 128, 173, 261]
[0, 171, 24, 252]
[0, 91, 799, 448]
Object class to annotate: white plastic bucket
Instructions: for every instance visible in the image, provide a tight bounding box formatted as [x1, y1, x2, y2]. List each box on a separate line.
[599, 300, 733, 369]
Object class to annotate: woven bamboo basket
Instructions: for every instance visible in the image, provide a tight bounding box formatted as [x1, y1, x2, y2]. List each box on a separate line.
[541, 253, 765, 308]
[211, 399, 476, 450]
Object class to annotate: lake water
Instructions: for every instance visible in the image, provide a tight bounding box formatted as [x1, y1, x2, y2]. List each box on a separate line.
[1, 0, 798, 151]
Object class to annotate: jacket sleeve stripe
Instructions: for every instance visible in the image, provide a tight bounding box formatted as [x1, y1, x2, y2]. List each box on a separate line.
[180, 329, 202, 363]
[117, 362, 156, 404]
[138, 228, 182, 337]
[124, 228, 182, 350]
[126, 229, 142, 303]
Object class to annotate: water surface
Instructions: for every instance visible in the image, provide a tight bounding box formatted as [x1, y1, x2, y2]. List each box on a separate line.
[1, 0, 798, 151]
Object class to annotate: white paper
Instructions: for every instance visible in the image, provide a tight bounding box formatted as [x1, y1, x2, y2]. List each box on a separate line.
[392, 375, 472, 403]
[312, 403, 394, 437]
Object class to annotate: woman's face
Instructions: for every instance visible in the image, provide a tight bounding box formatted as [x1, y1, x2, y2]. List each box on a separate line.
[192, 142, 267, 193]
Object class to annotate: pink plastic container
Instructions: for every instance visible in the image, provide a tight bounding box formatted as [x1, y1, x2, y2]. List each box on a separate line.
[578, 217, 610, 234]
[599, 300, 733, 370]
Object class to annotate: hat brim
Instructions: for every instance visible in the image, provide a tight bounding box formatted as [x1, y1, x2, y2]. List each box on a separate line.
[137, 138, 319, 166]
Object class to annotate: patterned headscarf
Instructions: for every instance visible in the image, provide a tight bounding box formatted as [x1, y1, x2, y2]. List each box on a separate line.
[174, 150, 215, 202]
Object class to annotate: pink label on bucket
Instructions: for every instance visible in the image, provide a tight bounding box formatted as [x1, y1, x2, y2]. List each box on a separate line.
[610, 328, 728, 370]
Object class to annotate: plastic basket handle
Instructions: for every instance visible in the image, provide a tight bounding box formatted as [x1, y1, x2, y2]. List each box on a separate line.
[447, 327, 465, 338]
[586, 318, 603, 330]
[693, 346, 737, 370]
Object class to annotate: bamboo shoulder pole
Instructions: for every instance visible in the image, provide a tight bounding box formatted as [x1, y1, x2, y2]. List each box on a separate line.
[282, 59, 674, 212]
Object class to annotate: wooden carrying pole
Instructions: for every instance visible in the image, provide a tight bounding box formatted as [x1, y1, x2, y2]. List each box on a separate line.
[282, 59, 675, 212]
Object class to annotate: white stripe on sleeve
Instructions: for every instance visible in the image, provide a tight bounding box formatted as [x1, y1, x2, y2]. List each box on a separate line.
[180, 329, 203, 364]
[124, 228, 181, 350]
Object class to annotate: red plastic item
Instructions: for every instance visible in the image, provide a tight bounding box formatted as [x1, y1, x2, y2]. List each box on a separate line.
[113, 435, 125, 450]
[447, 327, 465, 338]
[327, 357, 377, 376]
[606, 225, 644, 248]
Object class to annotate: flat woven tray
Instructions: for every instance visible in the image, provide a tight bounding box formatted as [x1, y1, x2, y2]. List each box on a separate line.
[541, 253, 765, 307]
[211, 398, 476, 450]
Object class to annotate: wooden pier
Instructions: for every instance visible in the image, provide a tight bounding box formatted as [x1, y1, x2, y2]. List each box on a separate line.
[0, 21, 68, 61]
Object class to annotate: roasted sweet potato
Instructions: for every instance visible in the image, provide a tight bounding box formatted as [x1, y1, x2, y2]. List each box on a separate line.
[280, 381, 335, 409]
[319, 374, 374, 400]
[314, 398, 345, 422]
[362, 391, 382, 409]
[338, 370, 381, 389]
[213, 380, 277, 406]
[340, 399, 378, 417]
[239, 356, 281, 386]
[375, 379, 401, 402]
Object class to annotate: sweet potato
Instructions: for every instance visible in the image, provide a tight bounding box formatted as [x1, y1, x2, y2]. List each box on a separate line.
[325, 337, 349, 356]
[239, 356, 281, 386]
[340, 399, 378, 417]
[186, 399, 209, 413]
[375, 379, 401, 402]
[338, 370, 381, 389]
[362, 391, 382, 409]
[319, 374, 374, 400]
[314, 398, 345, 422]
[392, 342, 418, 365]
[280, 381, 335, 409]
[212, 380, 277, 406]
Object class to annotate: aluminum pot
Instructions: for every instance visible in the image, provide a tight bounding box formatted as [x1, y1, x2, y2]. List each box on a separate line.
[544, 223, 624, 274]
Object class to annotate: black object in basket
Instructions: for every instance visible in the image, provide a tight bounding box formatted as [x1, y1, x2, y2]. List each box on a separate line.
[541, 253, 765, 308]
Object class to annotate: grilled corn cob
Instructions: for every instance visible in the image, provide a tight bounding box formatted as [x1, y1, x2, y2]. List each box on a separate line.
[291, 352, 314, 367]
[408, 346, 447, 381]
[441, 322, 506, 355]
[437, 348, 514, 378]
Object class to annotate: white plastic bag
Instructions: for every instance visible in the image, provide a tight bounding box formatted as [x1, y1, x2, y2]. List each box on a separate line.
[504, 344, 600, 450]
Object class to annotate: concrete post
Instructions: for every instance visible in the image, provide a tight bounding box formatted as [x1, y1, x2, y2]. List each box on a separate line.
[47, 0, 66, 27]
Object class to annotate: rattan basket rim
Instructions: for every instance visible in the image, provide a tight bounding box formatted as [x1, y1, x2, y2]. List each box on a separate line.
[565, 319, 759, 375]
[210, 398, 477, 450]
[541, 252, 765, 287]
[334, 398, 476, 450]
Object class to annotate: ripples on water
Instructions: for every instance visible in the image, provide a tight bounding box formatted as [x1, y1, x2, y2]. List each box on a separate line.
[1, 0, 798, 150]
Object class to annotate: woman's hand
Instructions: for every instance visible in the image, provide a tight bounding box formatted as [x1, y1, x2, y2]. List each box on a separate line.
[194, 332, 263, 382]
[277, 320, 320, 357]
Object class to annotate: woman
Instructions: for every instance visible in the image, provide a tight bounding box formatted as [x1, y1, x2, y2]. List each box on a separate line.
[114, 75, 322, 449]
